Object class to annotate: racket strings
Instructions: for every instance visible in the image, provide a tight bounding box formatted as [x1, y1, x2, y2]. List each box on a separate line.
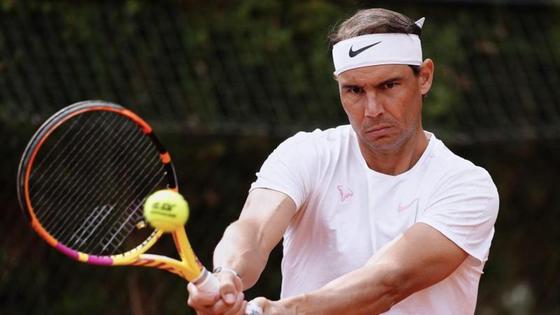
[63, 160, 157, 252]
[30, 114, 92, 182]
[37, 113, 134, 233]
[35, 113, 131, 227]
[91, 164, 166, 254]
[33, 112, 133, 242]
[83, 160, 166, 254]
[86, 141, 166, 254]
[63, 115, 162, 252]
[82, 132, 166, 250]
[68, 204, 114, 250]
[31, 112, 127, 211]
[41, 113, 163, 254]
[47, 116, 153, 239]
[96, 194, 152, 253]
[29, 111, 169, 256]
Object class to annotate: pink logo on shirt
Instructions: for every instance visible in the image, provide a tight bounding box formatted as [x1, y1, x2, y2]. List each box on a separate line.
[398, 198, 419, 212]
[337, 185, 354, 202]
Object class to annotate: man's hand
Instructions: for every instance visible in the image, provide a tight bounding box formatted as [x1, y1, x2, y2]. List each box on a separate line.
[250, 297, 295, 315]
[191, 188, 297, 314]
[187, 271, 247, 315]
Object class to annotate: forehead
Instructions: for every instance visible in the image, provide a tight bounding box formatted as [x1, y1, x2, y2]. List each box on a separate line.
[336, 64, 413, 85]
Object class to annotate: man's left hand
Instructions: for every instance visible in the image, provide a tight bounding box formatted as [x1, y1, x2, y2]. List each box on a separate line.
[250, 297, 295, 315]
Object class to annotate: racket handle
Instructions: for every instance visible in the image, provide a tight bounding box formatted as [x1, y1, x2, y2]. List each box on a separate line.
[194, 268, 220, 293]
[194, 269, 263, 315]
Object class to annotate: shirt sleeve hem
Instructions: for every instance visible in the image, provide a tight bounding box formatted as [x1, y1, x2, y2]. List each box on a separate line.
[249, 183, 302, 210]
[415, 220, 488, 265]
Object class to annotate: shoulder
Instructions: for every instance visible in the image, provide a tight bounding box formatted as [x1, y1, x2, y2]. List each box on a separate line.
[274, 125, 354, 155]
[281, 125, 353, 144]
[417, 136, 499, 264]
[427, 135, 498, 199]
[430, 136, 492, 179]
[253, 126, 355, 208]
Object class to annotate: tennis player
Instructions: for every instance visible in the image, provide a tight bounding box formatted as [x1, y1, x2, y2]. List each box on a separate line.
[188, 8, 499, 315]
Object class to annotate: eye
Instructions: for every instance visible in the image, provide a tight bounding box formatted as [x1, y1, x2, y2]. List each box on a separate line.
[382, 81, 399, 90]
[345, 86, 364, 94]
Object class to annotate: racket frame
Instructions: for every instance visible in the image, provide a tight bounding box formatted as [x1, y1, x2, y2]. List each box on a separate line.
[17, 101, 205, 282]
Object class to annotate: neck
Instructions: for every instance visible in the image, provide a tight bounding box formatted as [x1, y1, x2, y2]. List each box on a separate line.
[359, 130, 429, 175]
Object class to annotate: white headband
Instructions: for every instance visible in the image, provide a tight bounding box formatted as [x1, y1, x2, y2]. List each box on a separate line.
[332, 18, 425, 76]
[332, 33, 422, 76]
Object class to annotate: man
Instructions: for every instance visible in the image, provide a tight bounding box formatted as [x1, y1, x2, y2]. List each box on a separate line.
[188, 8, 499, 315]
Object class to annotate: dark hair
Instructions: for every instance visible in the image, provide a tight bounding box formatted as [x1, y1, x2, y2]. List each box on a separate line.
[329, 8, 422, 74]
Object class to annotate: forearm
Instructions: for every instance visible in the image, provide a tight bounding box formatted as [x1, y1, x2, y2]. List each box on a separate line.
[213, 219, 270, 289]
[214, 189, 296, 290]
[275, 224, 468, 314]
[282, 262, 408, 315]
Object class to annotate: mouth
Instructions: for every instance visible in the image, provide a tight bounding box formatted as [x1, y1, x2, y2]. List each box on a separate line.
[364, 125, 393, 138]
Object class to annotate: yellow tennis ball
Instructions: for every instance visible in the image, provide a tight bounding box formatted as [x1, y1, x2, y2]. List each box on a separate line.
[143, 189, 189, 232]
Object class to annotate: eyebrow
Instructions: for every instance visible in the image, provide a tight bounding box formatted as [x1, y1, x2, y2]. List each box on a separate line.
[340, 76, 404, 90]
[341, 83, 361, 90]
[376, 76, 403, 88]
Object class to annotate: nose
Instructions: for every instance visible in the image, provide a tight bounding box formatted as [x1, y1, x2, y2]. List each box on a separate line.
[364, 92, 384, 118]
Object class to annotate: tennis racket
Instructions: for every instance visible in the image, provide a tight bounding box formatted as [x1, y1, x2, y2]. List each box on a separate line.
[17, 100, 262, 315]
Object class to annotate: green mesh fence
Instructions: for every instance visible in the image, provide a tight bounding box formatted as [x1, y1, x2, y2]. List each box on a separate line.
[1, 1, 560, 142]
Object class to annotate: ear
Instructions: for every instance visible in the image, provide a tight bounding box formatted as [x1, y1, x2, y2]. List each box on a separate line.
[418, 59, 434, 95]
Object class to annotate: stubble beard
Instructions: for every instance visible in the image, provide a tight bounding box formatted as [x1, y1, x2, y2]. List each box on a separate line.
[361, 120, 418, 155]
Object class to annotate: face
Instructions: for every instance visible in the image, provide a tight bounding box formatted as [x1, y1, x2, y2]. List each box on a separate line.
[336, 60, 434, 154]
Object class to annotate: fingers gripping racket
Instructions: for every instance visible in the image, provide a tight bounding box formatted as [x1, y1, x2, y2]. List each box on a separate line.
[17, 101, 262, 315]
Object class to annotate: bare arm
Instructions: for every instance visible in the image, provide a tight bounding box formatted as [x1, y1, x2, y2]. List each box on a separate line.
[255, 223, 468, 314]
[187, 188, 296, 314]
[214, 187, 297, 289]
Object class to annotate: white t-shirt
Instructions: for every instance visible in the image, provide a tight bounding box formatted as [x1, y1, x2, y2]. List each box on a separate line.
[250, 125, 499, 315]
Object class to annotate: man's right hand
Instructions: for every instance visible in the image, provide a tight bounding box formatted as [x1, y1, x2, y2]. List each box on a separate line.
[187, 271, 247, 315]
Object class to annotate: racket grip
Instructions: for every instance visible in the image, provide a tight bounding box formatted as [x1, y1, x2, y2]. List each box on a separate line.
[194, 269, 263, 315]
[194, 268, 220, 293]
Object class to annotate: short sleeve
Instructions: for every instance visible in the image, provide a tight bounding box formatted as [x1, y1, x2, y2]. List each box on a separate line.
[250, 131, 320, 210]
[417, 167, 499, 264]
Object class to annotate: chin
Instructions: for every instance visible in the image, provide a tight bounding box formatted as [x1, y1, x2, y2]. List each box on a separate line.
[364, 131, 411, 152]
[368, 141, 401, 152]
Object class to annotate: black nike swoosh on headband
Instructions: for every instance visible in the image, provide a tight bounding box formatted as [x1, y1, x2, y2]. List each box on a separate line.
[348, 41, 382, 58]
